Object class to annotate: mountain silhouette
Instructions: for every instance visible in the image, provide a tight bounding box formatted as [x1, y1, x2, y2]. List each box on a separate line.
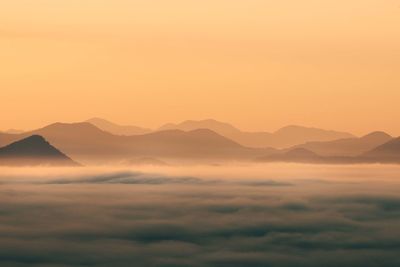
[0, 123, 118, 162]
[159, 119, 240, 137]
[256, 148, 322, 163]
[86, 118, 151, 135]
[0, 135, 79, 166]
[362, 137, 400, 162]
[0, 123, 276, 164]
[272, 125, 355, 147]
[292, 131, 393, 156]
[257, 134, 400, 165]
[158, 120, 354, 148]
[0, 132, 17, 147]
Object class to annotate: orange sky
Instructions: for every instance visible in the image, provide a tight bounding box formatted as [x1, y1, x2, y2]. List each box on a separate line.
[1, 0, 399, 135]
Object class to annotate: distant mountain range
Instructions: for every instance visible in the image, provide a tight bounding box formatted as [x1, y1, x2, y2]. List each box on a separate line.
[363, 137, 400, 162]
[84, 118, 355, 148]
[86, 118, 151, 135]
[1, 118, 399, 166]
[0, 135, 79, 166]
[257, 136, 400, 164]
[158, 119, 355, 149]
[291, 131, 393, 156]
[0, 122, 276, 164]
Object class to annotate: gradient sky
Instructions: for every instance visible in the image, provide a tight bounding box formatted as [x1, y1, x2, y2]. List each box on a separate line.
[1, 0, 399, 135]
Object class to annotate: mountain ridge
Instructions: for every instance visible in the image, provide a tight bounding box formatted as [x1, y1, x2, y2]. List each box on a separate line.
[0, 122, 277, 164]
[362, 137, 400, 162]
[157, 119, 355, 148]
[291, 131, 393, 157]
[0, 135, 79, 166]
[86, 118, 151, 135]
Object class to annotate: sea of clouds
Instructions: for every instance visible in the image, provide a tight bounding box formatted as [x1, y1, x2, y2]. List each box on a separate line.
[0, 164, 400, 267]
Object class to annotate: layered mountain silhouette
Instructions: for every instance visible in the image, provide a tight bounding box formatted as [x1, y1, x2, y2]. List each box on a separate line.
[1, 120, 398, 165]
[86, 118, 151, 135]
[292, 131, 393, 156]
[158, 119, 354, 148]
[362, 137, 400, 162]
[257, 136, 400, 164]
[256, 148, 322, 163]
[0, 122, 276, 164]
[0, 135, 79, 166]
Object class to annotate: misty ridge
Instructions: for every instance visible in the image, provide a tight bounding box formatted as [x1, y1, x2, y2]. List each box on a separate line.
[0, 135, 79, 167]
[0, 118, 399, 167]
[0, 118, 400, 165]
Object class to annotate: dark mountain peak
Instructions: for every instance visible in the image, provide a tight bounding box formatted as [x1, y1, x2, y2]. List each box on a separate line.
[0, 135, 79, 166]
[17, 134, 47, 144]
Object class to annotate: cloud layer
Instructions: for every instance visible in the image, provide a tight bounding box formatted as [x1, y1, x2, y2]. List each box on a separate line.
[0, 165, 400, 267]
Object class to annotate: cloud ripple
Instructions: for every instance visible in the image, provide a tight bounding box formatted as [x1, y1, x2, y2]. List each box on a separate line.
[0, 166, 399, 267]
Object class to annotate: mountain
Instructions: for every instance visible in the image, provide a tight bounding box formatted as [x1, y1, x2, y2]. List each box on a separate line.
[1, 121, 397, 165]
[158, 120, 355, 148]
[159, 119, 241, 137]
[0, 135, 79, 166]
[0, 122, 120, 161]
[0, 132, 18, 147]
[272, 125, 355, 148]
[256, 148, 323, 163]
[0, 122, 276, 164]
[113, 128, 276, 161]
[257, 134, 399, 165]
[292, 131, 393, 157]
[362, 137, 400, 162]
[86, 118, 151, 135]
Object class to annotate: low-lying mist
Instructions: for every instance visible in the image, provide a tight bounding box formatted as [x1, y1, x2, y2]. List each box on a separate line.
[1, 164, 400, 267]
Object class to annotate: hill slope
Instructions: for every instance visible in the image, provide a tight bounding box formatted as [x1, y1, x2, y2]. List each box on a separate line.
[293, 131, 393, 156]
[362, 137, 400, 162]
[0, 135, 79, 166]
[158, 120, 354, 148]
[86, 118, 151, 135]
